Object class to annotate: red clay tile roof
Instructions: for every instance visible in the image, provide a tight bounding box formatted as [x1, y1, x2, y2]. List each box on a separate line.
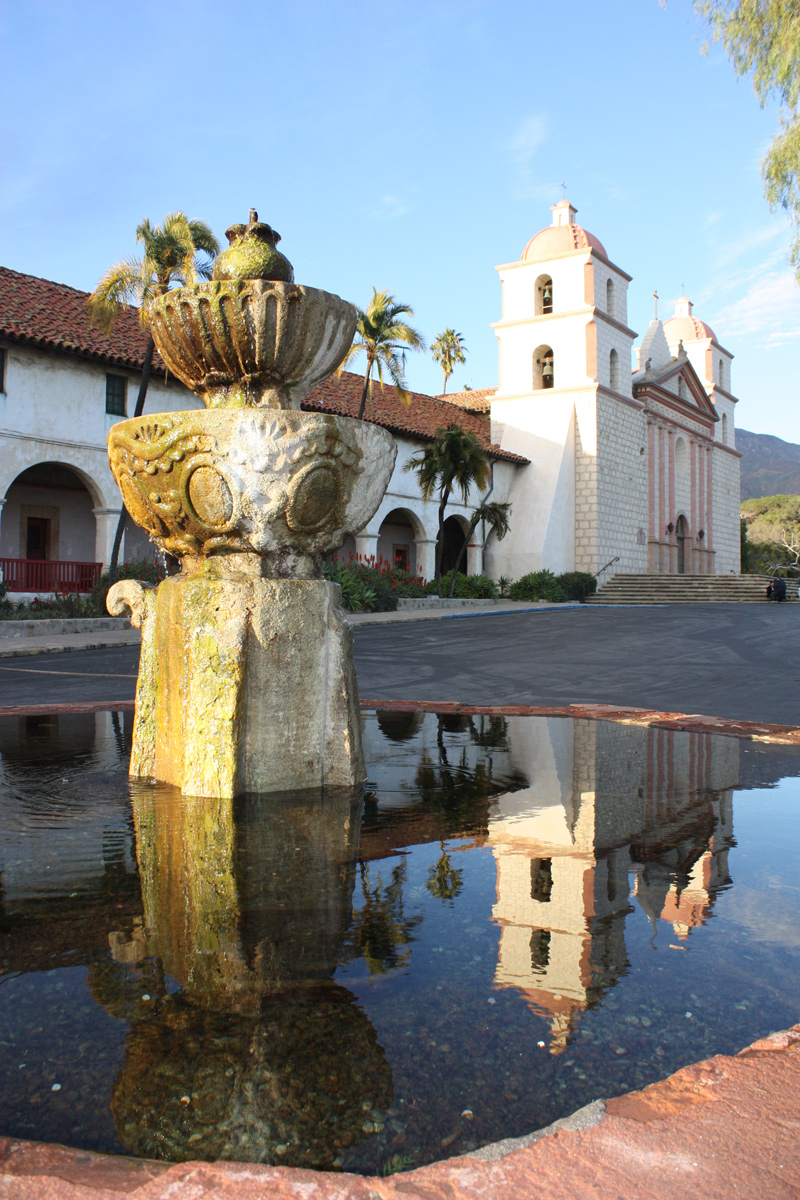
[438, 386, 497, 413]
[0, 265, 167, 372]
[304, 373, 526, 464]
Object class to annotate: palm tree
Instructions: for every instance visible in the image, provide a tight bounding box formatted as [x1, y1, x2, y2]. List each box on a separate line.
[405, 423, 491, 596]
[88, 212, 219, 580]
[447, 499, 511, 596]
[431, 329, 466, 394]
[426, 842, 463, 903]
[337, 288, 425, 421]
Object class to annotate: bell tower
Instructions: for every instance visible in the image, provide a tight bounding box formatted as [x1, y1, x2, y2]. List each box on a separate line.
[487, 202, 648, 581]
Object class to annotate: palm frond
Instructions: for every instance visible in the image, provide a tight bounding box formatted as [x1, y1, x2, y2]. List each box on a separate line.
[88, 257, 145, 331]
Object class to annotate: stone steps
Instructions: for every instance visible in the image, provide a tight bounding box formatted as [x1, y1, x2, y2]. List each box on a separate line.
[587, 574, 798, 604]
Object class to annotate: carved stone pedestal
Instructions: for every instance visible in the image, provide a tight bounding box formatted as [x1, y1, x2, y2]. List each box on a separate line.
[112, 574, 364, 796]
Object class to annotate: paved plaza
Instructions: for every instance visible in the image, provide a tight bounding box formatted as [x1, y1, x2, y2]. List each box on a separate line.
[0, 602, 798, 725]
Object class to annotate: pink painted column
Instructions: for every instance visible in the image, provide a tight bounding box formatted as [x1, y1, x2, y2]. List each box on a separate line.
[658, 425, 666, 572]
[648, 420, 656, 543]
[706, 446, 714, 561]
[698, 442, 706, 573]
[668, 429, 676, 572]
[690, 439, 697, 572]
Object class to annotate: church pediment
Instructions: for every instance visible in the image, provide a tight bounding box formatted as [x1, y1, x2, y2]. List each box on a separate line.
[632, 355, 718, 425]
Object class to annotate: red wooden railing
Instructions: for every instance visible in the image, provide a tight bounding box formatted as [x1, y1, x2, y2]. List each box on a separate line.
[0, 558, 102, 594]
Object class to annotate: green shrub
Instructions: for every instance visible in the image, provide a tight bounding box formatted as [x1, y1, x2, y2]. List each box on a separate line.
[555, 571, 597, 601]
[508, 569, 567, 602]
[427, 571, 499, 599]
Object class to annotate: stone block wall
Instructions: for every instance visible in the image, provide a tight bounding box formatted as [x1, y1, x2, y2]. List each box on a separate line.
[711, 443, 741, 573]
[595, 394, 649, 575]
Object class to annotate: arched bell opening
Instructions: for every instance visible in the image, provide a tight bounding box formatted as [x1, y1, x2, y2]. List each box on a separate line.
[533, 345, 554, 391]
[534, 275, 553, 316]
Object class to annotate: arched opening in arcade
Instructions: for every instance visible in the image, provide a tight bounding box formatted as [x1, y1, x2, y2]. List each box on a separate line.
[0, 462, 100, 593]
[377, 508, 422, 574]
[439, 515, 470, 577]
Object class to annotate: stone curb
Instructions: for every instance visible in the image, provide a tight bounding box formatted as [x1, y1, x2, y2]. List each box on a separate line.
[1, 698, 799, 745]
[0, 617, 131, 640]
[0, 1026, 798, 1198]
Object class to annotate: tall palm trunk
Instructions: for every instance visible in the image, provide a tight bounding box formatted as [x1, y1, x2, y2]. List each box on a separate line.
[108, 335, 154, 585]
[448, 516, 479, 596]
[435, 488, 450, 597]
[357, 357, 374, 421]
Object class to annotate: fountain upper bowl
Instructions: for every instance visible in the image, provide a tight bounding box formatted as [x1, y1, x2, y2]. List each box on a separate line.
[148, 281, 357, 411]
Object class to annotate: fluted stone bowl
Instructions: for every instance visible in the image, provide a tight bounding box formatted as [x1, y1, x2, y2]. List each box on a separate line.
[107, 408, 396, 567]
[148, 281, 357, 410]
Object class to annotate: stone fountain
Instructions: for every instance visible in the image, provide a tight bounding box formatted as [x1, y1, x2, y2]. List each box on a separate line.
[106, 213, 396, 796]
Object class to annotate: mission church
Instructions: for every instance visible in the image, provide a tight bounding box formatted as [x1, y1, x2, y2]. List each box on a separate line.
[0, 199, 740, 591]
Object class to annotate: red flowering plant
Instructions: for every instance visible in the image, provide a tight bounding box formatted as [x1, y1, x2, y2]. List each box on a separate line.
[324, 552, 428, 612]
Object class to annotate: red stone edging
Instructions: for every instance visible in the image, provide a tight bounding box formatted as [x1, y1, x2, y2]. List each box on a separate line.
[358, 698, 800, 745]
[1, 697, 798, 746]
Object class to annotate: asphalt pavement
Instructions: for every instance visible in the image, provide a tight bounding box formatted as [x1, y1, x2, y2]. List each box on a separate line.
[0, 603, 798, 725]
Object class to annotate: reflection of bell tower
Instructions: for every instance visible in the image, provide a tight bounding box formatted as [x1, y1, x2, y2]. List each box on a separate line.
[488, 718, 740, 1053]
[488, 720, 631, 1053]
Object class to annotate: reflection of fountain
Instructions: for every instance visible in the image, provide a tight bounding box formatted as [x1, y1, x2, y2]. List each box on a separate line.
[106, 213, 396, 796]
[108, 782, 393, 1167]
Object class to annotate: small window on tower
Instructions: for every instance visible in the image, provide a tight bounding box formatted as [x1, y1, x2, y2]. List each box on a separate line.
[0, 347, 6, 393]
[722, 414, 728, 444]
[609, 348, 620, 390]
[106, 374, 127, 416]
[719, 358, 725, 389]
[606, 278, 615, 318]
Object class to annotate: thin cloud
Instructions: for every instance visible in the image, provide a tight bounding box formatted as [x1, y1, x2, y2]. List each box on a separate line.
[504, 114, 552, 199]
[363, 194, 412, 222]
[709, 268, 800, 345]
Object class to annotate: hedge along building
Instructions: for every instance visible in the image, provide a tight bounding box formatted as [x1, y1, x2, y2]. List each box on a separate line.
[444, 200, 741, 578]
[0, 267, 525, 592]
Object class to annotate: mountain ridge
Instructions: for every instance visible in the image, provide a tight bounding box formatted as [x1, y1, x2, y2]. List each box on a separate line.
[738, 428, 800, 500]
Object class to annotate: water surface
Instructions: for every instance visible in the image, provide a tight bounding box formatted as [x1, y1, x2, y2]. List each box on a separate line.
[0, 709, 799, 1174]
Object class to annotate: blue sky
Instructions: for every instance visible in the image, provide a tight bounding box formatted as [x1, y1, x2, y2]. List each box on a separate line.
[2, 0, 798, 438]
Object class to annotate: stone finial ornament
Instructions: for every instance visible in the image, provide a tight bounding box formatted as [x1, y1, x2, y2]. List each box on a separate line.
[212, 209, 294, 283]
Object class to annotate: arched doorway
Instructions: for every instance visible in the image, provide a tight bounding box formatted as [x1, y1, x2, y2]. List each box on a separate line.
[440, 515, 468, 577]
[0, 463, 100, 592]
[676, 514, 688, 575]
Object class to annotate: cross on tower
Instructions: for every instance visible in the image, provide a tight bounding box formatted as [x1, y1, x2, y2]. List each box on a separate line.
[560, 182, 567, 199]
[653, 289, 659, 320]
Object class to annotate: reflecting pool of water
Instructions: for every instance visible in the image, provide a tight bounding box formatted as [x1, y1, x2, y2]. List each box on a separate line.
[1, 709, 799, 1174]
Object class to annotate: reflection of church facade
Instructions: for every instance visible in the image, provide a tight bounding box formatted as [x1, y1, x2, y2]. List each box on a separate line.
[1, 200, 740, 591]
[487, 718, 736, 1052]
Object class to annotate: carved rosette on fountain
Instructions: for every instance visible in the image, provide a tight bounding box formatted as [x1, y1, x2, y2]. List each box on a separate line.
[107, 213, 396, 796]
